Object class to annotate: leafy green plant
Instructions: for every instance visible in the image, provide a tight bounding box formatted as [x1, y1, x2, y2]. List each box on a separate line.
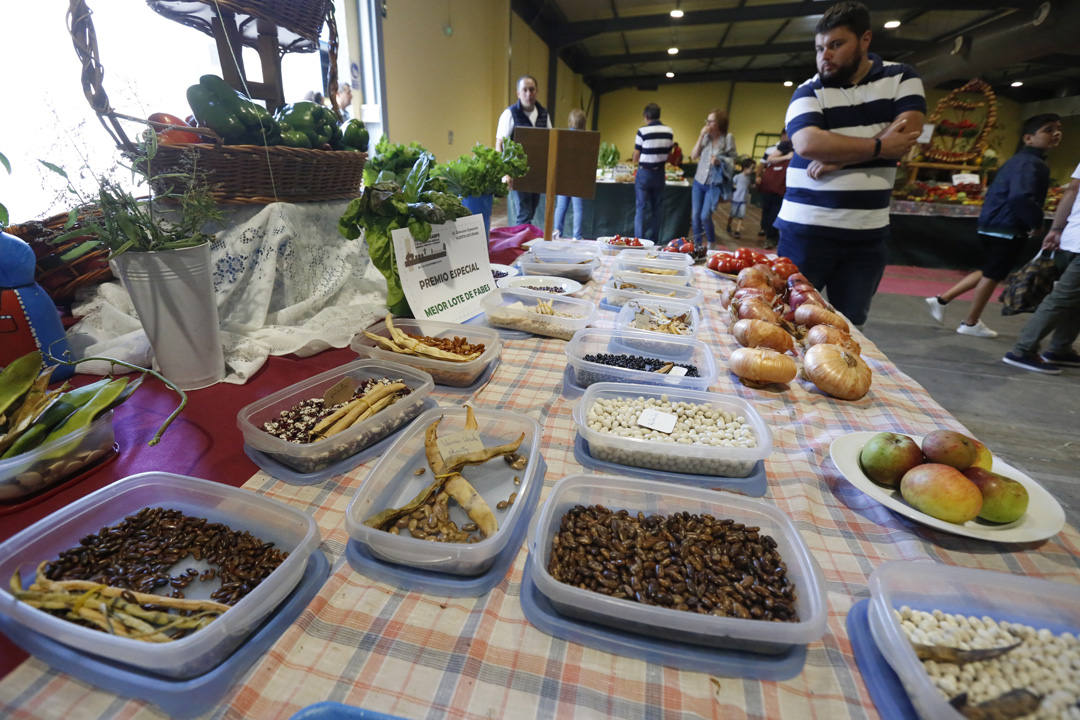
[598, 142, 620, 169]
[44, 131, 222, 257]
[363, 136, 430, 187]
[433, 140, 529, 198]
[0, 150, 10, 228]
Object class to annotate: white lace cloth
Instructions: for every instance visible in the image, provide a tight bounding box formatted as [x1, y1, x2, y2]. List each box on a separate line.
[67, 200, 386, 384]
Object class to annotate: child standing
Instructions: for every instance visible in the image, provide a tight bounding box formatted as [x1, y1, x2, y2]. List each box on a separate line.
[729, 159, 755, 239]
[926, 114, 1062, 337]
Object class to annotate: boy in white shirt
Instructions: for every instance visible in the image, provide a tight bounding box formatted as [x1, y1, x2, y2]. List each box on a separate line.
[729, 159, 754, 239]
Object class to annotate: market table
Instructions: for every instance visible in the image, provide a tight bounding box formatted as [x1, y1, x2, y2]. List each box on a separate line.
[510, 180, 693, 243]
[1, 255, 1078, 719]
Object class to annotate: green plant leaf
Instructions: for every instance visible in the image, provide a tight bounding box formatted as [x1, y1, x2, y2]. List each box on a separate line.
[39, 160, 68, 179]
[64, 208, 79, 230]
[0, 202, 7, 228]
[0, 151, 10, 174]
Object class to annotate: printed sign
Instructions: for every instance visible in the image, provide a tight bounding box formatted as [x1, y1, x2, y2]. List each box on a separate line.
[637, 408, 677, 434]
[952, 173, 980, 186]
[393, 214, 494, 323]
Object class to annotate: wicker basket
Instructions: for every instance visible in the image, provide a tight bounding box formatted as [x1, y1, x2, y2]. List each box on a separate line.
[69, 0, 363, 205]
[7, 212, 114, 306]
[146, 0, 332, 53]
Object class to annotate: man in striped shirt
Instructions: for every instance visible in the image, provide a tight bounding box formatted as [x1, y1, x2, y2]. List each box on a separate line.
[633, 103, 675, 242]
[777, 1, 925, 325]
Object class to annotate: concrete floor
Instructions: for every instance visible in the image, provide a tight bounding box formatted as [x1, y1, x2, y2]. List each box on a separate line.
[493, 196, 1079, 528]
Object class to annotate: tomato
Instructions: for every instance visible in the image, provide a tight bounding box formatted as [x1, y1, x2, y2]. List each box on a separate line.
[149, 112, 191, 128]
[149, 112, 201, 144]
[707, 254, 721, 270]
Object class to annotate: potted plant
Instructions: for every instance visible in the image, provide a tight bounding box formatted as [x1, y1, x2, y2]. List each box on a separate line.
[47, 132, 226, 390]
[434, 140, 529, 235]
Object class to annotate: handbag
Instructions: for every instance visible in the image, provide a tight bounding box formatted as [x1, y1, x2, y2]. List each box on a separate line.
[1000, 250, 1063, 316]
[759, 161, 788, 195]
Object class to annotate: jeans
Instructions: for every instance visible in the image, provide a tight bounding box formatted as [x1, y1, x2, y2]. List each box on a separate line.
[691, 180, 722, 249]
[634, 166, 666, 242]
[511, 190, 541, 225]
[777, 229, 888, 326]
[553, 195, 584, 238]
[1012, 250, 1080, 356]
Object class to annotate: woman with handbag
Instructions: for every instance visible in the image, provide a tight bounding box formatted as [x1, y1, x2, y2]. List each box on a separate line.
[690, 109, 736, 251]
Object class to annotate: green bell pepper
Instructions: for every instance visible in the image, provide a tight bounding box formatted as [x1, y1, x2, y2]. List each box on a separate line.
[186, 75, 280, 145]
[280, 129, 312, 148]
[275, 102, 340, 149]
[343, 119, 369, 151]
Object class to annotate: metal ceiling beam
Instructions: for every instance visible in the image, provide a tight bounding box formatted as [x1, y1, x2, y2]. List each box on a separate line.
[549, 1, 1023, 48]
[589, 66, 816, 94]
[579, 37, 927, 73]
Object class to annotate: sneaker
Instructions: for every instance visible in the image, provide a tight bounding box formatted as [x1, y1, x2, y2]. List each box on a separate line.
[1041, 349, 1080, 367]
[924, 296, 946, 325]
[1003, 352, 1062, 375]
[957, 320, 997, 338]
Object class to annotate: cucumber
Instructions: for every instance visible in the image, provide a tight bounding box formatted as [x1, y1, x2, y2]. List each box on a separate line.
[0, 350, 42, 423]
[0, 378, 111, 459]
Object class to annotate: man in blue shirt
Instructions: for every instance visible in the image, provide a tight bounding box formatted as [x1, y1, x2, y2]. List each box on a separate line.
[776, 1, 925, 326]
[632, 103, 674, 242]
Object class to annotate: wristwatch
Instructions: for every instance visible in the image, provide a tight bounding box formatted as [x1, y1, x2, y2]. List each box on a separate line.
[872, 138, 882, 158]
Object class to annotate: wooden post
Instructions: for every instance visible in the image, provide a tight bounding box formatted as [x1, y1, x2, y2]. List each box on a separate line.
[543, 129, 560, 242]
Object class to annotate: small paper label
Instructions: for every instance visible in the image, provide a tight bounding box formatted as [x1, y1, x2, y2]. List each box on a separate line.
[917, 123, 935, 144]
[437, 429, 485, 458]
[952, 173, 979, 186]
[323, 377, 358, 406]
[637, 408, 677, 434]
[667, 365, 689, 377]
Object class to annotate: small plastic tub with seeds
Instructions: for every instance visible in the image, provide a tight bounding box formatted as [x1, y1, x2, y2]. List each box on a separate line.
[350, 318, 501, 388]
[868, 560, 1080, 720]
[526, 474, 826, 653]
[612, 259, 693, 286]
[481, 287, 597, 341]
[0, 471, 319, 678]
[237, 358, 434, 473]
[565, 328, 717, 389]
[614, 297, 701, 339]
[345, 406, 542, 576]
[0, 410, 115, 501]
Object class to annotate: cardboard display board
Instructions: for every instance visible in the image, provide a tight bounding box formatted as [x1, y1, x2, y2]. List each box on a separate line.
[512, 127, 600, 199]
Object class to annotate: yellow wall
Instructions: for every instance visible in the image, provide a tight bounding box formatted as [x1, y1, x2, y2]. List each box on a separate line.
[596, 82, 793, 162]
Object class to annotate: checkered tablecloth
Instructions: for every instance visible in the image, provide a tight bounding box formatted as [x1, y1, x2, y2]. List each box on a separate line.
[3, 254, 1078, 720]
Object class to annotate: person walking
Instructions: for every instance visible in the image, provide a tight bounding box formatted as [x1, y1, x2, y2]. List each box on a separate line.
[1002, 162, 1080, 374]
[496, 74, 549, 225]
[730, 159, 755, 239]
[553, 109, 587, 239]
[926, 114, 1063, 338]
[776, 0, 925, 326]
[689, 109, 736, 251]
[632, 103, 674, 242]
[758, 129, 793, 247]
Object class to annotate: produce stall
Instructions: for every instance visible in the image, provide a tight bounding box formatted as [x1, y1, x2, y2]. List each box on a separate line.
[1, 250, 1077, 720]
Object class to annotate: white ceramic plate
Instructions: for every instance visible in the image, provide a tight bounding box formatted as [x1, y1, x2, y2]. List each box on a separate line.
[597, 236, 655, 249]
[490, 263, 519, 280]
[497, 275, 584, 296]
[828, 431, 1065, 543]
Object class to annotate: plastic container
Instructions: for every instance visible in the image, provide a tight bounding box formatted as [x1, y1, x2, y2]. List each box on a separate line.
[345, 406, 542, 576]
[614, 297, 701, 339]
[0, 472, 319, 678]
[574, 382, 771, 477]
[529, 239, 601, 259]
[237, 359, 434, 473]
[613, 259, 693, 286]
[602, 277, 705, 309]
[565, 327, 717, 389]
[481, 287, 597, 340]
[0, 410, 115, 501]
[617, 247, 693, 267]
[526, 475, 827, 653]
[517, 251, 599, 283]
[597, 237, 654, 255]
[350, 319, 500, 388]
[868, 560, 1080, 720]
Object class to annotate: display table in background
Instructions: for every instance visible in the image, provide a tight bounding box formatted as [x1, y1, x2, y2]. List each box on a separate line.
[2, 254, 1078, 719]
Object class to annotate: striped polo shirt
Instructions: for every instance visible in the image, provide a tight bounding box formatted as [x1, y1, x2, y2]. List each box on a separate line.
[777, 54, 926, 240]
[635, 121, 674, 170]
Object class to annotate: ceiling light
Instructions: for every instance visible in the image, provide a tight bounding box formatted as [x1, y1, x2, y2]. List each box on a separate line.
[1011, 80, 1023, 87]
[670, 9, 684, 18]
[783, 80, 794, 87]
[883, 20, 901, 29]
[668, 47, 679, 55]
[666, 71, 675, 78]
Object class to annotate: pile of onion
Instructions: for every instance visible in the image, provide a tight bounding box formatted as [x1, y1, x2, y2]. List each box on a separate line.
[729, 347, 798, 387]
[802, 343, 872, 400]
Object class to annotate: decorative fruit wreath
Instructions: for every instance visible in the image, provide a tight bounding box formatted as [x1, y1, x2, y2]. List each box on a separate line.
[922, 78, 997, 164]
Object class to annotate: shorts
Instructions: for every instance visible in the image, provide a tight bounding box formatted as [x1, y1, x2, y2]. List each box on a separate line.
[979, 233, 1027, 282]
[730, 201, 746, 219]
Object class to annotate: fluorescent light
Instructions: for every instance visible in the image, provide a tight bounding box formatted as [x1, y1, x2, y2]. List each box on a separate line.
[1010, 80, 1023, 87]
[883, 20, 901, 29]
[666, 71, 675, 78]
[670, 9, 684, 18]
[668, 47, 679, 55]
[783, 80, 794, 87]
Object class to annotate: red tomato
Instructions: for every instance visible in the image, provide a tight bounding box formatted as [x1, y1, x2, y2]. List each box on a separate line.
[149, 113, 201, 144]
[707, 254, 721, 270]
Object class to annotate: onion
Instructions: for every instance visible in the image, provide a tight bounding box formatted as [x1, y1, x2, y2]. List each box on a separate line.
[735, 296, 781, 323]
[729, 347, 798, 386]
[736, 266, 774, 291]
[794, 303, 849, 333]
[805, 324, 861, 355]
[718, 286, 735, 309]
[733, 286, 777, 304]
[803, 343, 871, 400]
[787, 272, 810, 289]
[788, 287, 824, 310]
[733, 319, 795, 354]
